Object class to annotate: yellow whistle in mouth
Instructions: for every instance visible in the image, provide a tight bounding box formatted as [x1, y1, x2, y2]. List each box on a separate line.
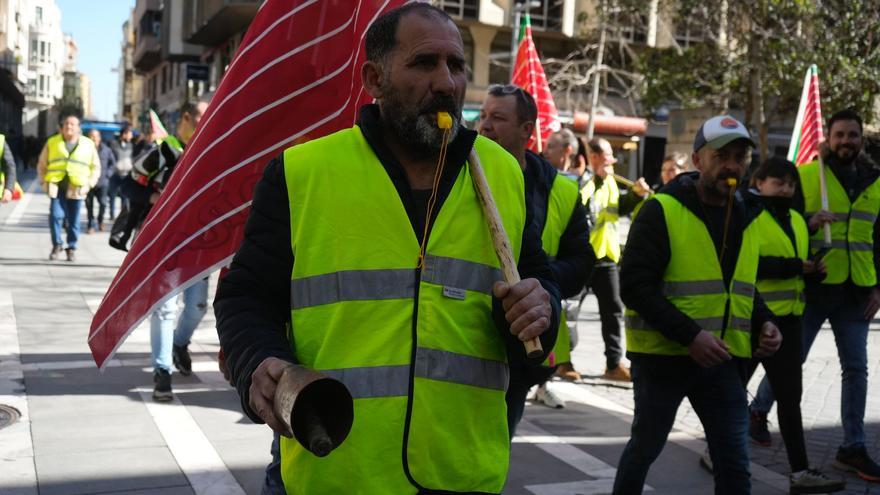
[726, 178, 738, 187]
[437, 112, 452, 129]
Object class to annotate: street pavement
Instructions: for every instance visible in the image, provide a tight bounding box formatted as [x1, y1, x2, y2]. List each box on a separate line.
[0, 171, 877, 494]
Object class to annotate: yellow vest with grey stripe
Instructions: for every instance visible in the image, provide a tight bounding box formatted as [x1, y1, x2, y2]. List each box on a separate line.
[43, 134, 97, 187]
[754, 208, 808, 316]
[281, 128, 525, 494]
[581, 176, 620, 262]
[541, 173, 579, 365]
[625, 193, 759, 358]
[799, 160, 880, 286]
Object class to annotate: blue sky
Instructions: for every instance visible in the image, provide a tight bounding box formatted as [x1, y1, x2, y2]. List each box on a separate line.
[56, 0, 136, 121]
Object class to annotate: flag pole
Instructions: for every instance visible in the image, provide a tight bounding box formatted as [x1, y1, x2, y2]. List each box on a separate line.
[817, 151, 832, 246]
[813, 65, 832, 247]
[535, 117, 543, 153]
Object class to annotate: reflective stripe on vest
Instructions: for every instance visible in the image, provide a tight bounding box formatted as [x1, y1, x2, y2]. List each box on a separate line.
[44, 134, 96, 187]
[754, 209, 808, 316]
[541, 173, 579, 367]
[581, 177, 621, 262]
[624, 193, 759, 358]
[322, 347, 509, 399]
[800, 161, 880, 286]
[281, 128, 524, 494]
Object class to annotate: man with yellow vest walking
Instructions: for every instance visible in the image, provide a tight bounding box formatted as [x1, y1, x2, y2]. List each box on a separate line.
[613, 116, 781, 493]
[214, 5, 560, 493]
[0, 133, 17, 203]
[582, 137, 650, 381]
[37, 112, 100, 261]
[750, 109, 880, 482]
[478, 84, 594, 429]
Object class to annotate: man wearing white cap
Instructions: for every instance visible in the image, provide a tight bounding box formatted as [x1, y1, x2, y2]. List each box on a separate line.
[612, 115, 781, 493]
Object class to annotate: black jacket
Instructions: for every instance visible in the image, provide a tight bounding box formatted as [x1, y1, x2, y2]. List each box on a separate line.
[794, 152, 880, 302]
[620, 172, 775, 357]
[215, 104, 561, 423]
[524, 150, 595, 299]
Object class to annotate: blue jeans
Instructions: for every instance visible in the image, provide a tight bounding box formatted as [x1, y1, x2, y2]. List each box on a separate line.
[150, 278, 209, 372]
[107, 175, 127, 219]
[261, 431, 284, 495]
[613, 358, 750, 494]
[86, 185, 108, 229]
[49, 196, 83, 249]
[751, 296, 869, 447]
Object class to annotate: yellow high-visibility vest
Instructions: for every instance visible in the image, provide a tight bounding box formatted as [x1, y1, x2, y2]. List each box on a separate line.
[625, 193, 759, 358]
[799, 161, 880, 286]
[581, 176, 620, 262]
[281, 127, 526, 494]
[754, 208, 808, 316]
[44, 134, 97, 187]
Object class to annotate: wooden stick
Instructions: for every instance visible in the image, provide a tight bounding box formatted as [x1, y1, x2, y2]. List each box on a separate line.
[612, 173, 634, 187]
[817, 153, 833, 246]
[468, 149, 543, 359]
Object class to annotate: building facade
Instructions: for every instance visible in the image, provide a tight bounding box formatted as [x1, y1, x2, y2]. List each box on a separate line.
[131, 0, 202, 132]
[21, 0, 63, 139]
[118, 13, 145, 125]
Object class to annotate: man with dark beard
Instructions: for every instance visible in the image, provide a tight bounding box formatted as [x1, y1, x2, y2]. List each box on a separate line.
[614, 115, 781, 493]
[749, 109, 880, 482]
[213, 4, 560, 494]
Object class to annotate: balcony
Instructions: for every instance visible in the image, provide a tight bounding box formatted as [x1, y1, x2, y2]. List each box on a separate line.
[133, 8, 162, 71]
[438, 0, 479, 20]
[184, 0, 260, 46]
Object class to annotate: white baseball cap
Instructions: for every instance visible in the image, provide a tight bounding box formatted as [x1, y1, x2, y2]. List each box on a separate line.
[693, 115, 755, 152]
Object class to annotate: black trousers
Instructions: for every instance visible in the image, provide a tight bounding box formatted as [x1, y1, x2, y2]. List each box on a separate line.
[589, 262, 624, 369]
[747, 314, 808, 472]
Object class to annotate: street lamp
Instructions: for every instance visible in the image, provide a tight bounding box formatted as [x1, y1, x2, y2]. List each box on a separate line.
[509, 1, 541, 81]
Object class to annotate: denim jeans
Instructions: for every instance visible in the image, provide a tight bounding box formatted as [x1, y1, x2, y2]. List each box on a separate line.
[107, 175, 127, 219]
[49, 196, 83, 249]
[86, 185, 108, 229]
[261, 431, 285, 495]
[613, 357, 750, 495]
[150, 278, 209, 372]
[751, 296, 869, 447]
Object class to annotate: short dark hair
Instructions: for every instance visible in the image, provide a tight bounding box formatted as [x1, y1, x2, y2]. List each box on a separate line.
[120, 123, 132, 134]
[179, 100, 199, 117]
[487, 84, 537, 124]
[365, 3, 454, 64]
[58, 110, 80, 126]
[750, 156, 798, 188]
[828, 108, 863, 134]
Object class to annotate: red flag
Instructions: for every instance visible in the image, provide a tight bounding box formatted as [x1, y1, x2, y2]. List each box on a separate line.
[787, 65, 825, 167]
[511, 13, 560, 153]
[88, 0, 406, 368]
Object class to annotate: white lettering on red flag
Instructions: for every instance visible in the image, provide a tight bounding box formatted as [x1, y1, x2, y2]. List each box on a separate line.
[88, 0, 405, 368]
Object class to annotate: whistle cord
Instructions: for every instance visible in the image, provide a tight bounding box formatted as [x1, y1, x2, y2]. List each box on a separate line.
[417, 127, 451, 268]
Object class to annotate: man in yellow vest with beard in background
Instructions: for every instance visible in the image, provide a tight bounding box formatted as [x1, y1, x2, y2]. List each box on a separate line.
[613, 115, 782, 493]
[214, 4, 561, 494]
[37, 111, 100, 262]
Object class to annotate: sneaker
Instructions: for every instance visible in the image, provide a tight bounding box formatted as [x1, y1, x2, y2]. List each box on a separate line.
[172, 345, 192, 376]
[109, 236, 128, 252]
[49, 245, 63, 261]
[833, 445, 880, 482]
[555, 362, 581, 381]
[602, 364, 632, 382]
[65, 248, 75, 262]
[152, 369, 173, 402]
[789, 468, 846, 494]
[534, 384, 565, 409]
[749, 409, 772, 447]
[699, 447, 713, 474]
